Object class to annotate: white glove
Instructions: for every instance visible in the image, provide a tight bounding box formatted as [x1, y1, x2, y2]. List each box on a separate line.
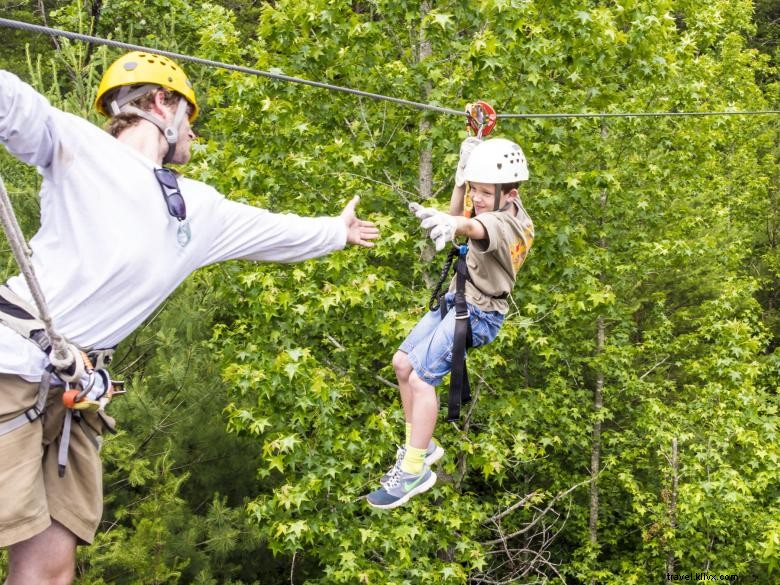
[409, 202, 457, 252]
[455, 137, 481, 187]
[409, 202, 437, 221]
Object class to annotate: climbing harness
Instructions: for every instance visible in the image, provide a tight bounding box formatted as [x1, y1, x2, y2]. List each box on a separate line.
[428, 242, 512, 422]
[429, 244, 473, 422]
[0, 175, 122, 476]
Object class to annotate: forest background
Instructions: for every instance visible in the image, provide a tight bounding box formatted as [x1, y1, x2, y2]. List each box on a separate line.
[0, 0, 779, 583]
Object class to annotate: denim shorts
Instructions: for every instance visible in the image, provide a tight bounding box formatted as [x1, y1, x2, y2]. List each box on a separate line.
[400, 292, 504, 386]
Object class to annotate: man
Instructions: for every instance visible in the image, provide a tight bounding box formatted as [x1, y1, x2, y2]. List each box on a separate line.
[0, 51, 378, 583]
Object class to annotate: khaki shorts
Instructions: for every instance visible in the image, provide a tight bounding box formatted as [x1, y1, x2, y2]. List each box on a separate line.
[0, 373, 107, 547]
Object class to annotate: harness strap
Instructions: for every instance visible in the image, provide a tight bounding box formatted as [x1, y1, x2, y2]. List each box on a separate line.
[429, 242, 508, 422]
[0, 286, 51, 353]
[113, 89, 189, 164]
[58, 407, 73, 477]
[447, 245, 472, 422]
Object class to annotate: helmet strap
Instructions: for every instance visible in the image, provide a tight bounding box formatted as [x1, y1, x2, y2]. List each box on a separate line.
[114, 90, 188, 164]
[493, 184, 501, 212]
[162, 98, 189, 164]
[111, 92, 187, 163]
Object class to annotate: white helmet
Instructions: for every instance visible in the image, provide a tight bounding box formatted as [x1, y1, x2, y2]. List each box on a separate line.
[462, 138, 529, 185]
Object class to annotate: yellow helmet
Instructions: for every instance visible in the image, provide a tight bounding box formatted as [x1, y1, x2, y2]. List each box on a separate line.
[95, 51, 199, 121]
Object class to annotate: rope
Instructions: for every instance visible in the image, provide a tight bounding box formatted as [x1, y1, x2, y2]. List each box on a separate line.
[0, 174, 70, 362]
[500, 110, 780, 119]
[429, 246, 460, 313]
[2, 18, 779, 120]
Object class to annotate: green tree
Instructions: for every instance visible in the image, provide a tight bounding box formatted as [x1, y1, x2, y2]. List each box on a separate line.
[1, 0, 778, 583]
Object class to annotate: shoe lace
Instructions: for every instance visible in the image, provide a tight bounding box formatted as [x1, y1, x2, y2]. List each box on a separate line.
[386, 468, 403, 489]
[385, 446, 405, 482]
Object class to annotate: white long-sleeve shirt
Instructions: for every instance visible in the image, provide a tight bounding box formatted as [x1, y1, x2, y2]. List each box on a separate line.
[0, 71, 346, 380]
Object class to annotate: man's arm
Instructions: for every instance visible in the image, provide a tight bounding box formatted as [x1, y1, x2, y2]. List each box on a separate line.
[0, 71, 56, 168]
[202, 191, 378, 265]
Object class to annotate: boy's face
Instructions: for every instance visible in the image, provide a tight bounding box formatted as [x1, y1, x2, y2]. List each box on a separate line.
[469, 182, 516, 215]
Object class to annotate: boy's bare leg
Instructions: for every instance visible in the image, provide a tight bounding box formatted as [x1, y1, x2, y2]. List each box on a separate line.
[407, 370, 437, 450]
[392, 350, 414, 422]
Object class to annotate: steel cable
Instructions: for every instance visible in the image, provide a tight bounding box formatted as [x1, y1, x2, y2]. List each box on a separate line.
[2, 18, 778, 120]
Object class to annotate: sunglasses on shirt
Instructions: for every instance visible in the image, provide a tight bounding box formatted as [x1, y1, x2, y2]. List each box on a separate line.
[153, 167, 187, 221]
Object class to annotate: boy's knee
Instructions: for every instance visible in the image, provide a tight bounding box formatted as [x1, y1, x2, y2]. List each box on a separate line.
[392, 351, 412, 376]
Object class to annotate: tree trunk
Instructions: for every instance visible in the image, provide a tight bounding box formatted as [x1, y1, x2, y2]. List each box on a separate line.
[590, 125, 609, 583]
[589, 315, 604, 547]
[666, 438, 679, 577]
[417, 2, 433, 199]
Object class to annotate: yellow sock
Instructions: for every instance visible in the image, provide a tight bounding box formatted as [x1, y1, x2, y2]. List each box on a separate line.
[405, 422, 412, 447]
[400, 446, 426, 475]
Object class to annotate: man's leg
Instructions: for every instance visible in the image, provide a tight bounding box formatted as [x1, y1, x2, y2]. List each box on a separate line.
[5, 520, 77, 585]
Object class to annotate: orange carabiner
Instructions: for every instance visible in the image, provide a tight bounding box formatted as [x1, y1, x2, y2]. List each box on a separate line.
[62, 387, 80, 409]
[465, 100, 497, 138]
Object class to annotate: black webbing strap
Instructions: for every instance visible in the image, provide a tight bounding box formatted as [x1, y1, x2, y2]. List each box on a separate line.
[447, 245, 472, 422]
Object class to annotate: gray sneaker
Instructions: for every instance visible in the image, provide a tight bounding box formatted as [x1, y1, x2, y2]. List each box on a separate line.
[379, 440, 445, 487]
[367, 465, 437, 509]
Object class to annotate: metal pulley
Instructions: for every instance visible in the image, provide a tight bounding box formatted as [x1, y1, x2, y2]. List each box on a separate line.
[465, 100, 497, 138]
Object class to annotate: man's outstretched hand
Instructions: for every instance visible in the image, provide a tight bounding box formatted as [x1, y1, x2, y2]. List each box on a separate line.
[341, 196, 379, 247]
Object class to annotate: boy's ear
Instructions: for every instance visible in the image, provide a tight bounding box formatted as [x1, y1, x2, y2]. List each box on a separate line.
[505, 188, 519, 200]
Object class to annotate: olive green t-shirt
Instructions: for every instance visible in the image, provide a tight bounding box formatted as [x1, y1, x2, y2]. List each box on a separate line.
[447, 199, 534, 314]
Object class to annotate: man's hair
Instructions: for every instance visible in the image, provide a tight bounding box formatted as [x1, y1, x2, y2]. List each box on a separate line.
[102, 86, 181, 137]
[501, 182, 519, 194]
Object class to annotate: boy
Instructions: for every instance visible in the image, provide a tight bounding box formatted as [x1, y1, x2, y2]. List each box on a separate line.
[367, 137, 534, 509]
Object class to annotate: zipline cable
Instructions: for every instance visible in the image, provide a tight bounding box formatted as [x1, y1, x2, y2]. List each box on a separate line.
[501, 109, 780, 119]
[0, 18, 463, 117]
[1, 17, 779, 121]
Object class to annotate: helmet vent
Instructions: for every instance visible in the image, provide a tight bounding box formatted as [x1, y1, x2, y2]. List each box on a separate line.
[497, 163, 503, 169]
[123, 62, 137, 71]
